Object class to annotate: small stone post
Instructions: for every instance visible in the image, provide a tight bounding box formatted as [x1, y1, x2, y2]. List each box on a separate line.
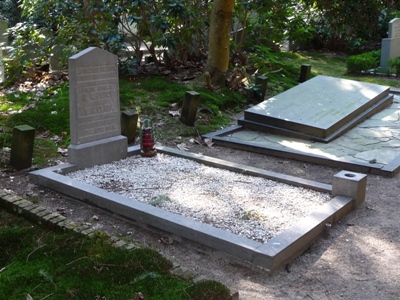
[299, 64, 311, 83]
[10, 125, 35, 170]
[332, 170, 367, 208]
[121, 109, 139, 143]
[255, 75, 268, 101]
[180, 91, 200, 126]
[163, 50, 171, 67]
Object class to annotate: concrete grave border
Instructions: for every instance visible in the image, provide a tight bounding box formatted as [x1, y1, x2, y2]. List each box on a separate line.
[30, 145, 365, 273]
[203, 125, 400, 177]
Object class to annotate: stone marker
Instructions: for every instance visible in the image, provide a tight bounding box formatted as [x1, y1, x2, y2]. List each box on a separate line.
[49, 44, 65, 72]
[10, 125, 35, 170]
[255, 75, 268, 101]
[180, 91, 200, 126]
[121, 109, 139, 143]
[68, 47, 127, 168]
[299, 64, 311, 83]
[380, 18, 400, 68]
[0, 20, 8, 83]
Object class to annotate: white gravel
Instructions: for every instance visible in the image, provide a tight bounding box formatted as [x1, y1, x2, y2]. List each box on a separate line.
[67, 154, 332, 242]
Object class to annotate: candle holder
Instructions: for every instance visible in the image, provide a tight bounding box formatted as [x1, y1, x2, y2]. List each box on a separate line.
[140, 119, 157, 157]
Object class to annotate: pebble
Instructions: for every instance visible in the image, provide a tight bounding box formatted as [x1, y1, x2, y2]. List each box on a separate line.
[68, 154, 331, 242]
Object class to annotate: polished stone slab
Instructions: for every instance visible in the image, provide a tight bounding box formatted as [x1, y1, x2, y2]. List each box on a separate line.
[243, 75, 392, 141]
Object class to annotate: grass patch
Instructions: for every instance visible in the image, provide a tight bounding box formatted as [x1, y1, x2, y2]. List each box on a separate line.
[0, 211, 231, 300]
[1, 84, 70, 138]
[32, 138, 62, 168]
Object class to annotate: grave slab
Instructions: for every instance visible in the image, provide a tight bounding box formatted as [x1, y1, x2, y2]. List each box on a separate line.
[241, 75, 392, 142]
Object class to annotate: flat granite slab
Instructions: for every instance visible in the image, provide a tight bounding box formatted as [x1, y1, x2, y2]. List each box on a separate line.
[244, 75, 391, 140]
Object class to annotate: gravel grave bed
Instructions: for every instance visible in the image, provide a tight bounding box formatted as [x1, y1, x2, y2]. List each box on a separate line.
[68, 154, 332, 242]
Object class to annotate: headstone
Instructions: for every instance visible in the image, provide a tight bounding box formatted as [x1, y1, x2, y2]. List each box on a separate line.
[49, 45, 65, 72]
[380, 18, 400, 68]
[68, 47, 127, 168]
[10, 125, 35, 170]
[180, 91, 200, 126]
[0, 20, 8, 83]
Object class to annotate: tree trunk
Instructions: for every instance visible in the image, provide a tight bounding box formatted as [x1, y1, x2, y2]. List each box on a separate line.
[204, 0, 234, 88]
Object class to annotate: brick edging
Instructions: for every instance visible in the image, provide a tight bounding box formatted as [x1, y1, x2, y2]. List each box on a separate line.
[0, 189, 239, 300]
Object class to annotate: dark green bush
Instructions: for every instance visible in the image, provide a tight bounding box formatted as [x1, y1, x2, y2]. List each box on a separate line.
[388, 57, 400, 76]
[186, 279, 231, 300]
[346, 50, 380, 74]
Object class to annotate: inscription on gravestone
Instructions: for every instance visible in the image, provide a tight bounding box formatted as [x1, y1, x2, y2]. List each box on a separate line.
[69, 47, 120, 145]
[68, 47, 127, 168]
[380, 18, 400, 68]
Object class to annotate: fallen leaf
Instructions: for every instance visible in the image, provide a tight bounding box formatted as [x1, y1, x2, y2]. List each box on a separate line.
[204, 138, 213, 147]
[169, 110, 180, 117]
[57, 148, 68, 156]
[177, 143, 190, 151]
[160, 237, 174, 244]
[135, 292, 146, 300]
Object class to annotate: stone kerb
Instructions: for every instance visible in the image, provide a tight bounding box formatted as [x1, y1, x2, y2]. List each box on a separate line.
[380, 18, 400, 68]
[68, 47, 127, 168]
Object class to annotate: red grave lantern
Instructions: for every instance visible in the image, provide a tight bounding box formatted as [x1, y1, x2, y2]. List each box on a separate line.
[140, 119, 157, 157]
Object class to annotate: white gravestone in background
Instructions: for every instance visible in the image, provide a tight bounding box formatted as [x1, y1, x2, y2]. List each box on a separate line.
[68, 47, 127, 168]
[380, 18, 400, 68]
[0, 20, 8, 83]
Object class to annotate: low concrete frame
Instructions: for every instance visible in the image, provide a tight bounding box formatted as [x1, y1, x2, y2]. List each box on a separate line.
[30, 146, 365, 273]
[203, 125, 400, 177]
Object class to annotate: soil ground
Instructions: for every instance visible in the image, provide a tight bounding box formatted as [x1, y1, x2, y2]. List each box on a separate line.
[1, 140, 400, 300]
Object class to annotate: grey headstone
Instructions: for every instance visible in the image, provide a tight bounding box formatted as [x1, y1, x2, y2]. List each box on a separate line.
[380, 18, 400, 68]
[49, 45, 65, 72]
[68, 47, 127, 168]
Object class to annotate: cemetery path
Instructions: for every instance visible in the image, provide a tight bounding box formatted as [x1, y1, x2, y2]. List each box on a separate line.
[1, 143, 400, 300]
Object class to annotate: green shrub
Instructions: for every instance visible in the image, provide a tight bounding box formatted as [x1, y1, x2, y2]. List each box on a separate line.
[346, 50, 380, 74]
[388, 57, 400, 76]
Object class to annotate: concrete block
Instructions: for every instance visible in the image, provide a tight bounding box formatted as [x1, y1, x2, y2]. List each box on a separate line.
[81, 228, 96, 236]
[14, 199, 34, 214]
[1, 194, 23, 210]
[299, 64, 311, 83]
[30, 206, 48, 215]
[180, 91, 200, 126]
[42, 212, 61, 224]
[36, 209, 53, 219]
[10, 125, 35, 170]
[0, 189, 9, 197]
[255, 75, 268, 101]
[332, 170, 367, 207]
[68, 135, 127, 169]
[121, 109, 139, 143]
[48, 215, 67, 229]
